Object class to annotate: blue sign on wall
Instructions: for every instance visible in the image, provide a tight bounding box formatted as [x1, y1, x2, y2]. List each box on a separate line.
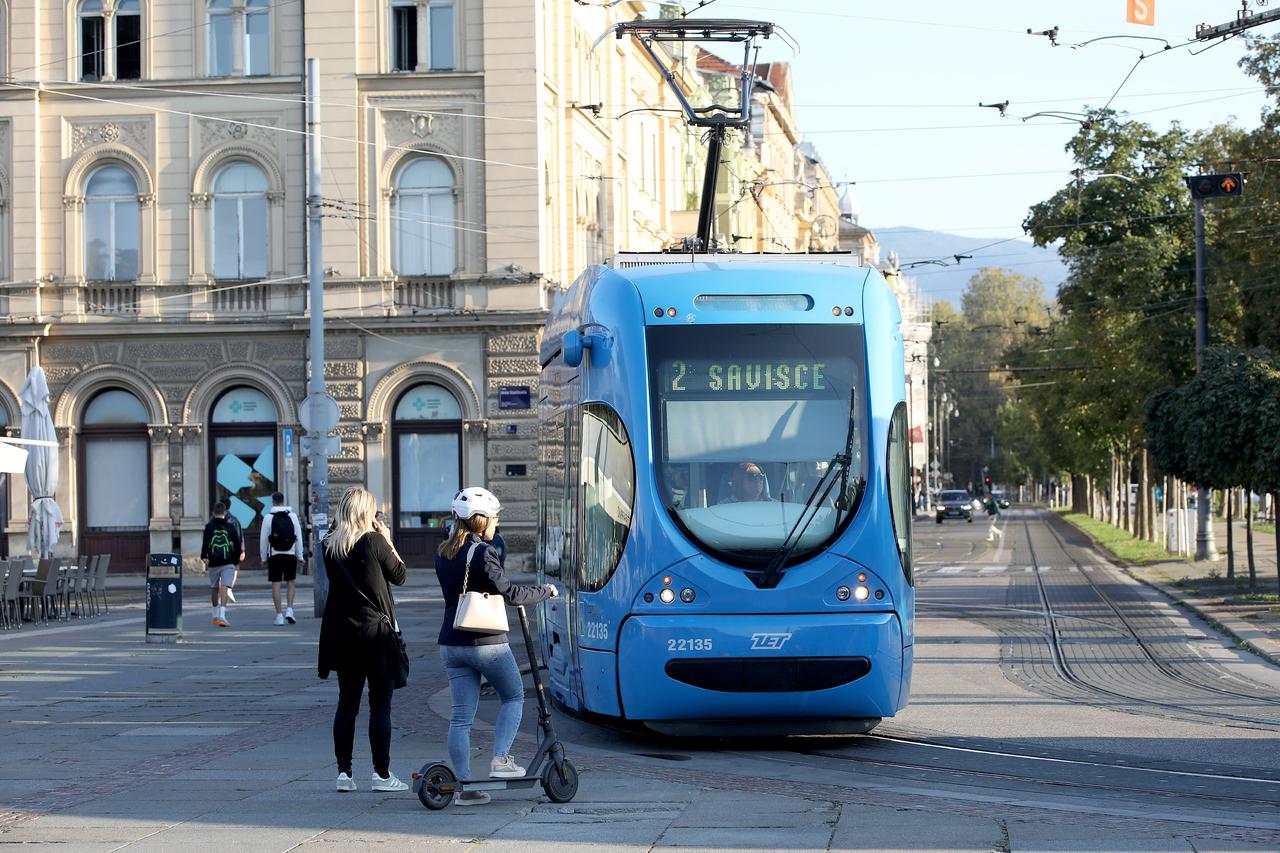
[498, 386, 531, 410]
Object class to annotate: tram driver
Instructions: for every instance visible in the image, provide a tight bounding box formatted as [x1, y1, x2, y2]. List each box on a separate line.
[724, 462, 772, 503]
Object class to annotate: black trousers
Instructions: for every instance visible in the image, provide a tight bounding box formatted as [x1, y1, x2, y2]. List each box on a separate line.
[334, 666, 393, 777]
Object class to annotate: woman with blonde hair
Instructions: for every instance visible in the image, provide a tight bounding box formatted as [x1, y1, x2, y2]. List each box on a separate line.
[435, 486, 556, 805]
[318, 486, 408, 794]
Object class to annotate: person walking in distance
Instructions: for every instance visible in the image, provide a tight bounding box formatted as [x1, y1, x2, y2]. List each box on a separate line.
[260, 492, 304, 625]
[318, 487, 409, 794]
[435, 487, 556, 805]
[202, 502, 244, 628]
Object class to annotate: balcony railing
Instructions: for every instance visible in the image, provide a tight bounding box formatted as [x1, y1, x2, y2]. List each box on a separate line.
[212, 281, 269, 315]
[82, 283, 140, 315]
[395, 277, 456, 311]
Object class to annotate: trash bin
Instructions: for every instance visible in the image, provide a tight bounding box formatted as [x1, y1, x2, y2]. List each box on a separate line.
[146, 553, 182, 644]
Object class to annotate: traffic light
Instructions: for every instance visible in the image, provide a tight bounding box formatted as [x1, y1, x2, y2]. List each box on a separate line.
[984, 475, 992, 490]
[1184, 173, 1244, 200]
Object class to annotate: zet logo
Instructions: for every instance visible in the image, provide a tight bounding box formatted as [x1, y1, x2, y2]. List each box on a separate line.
[749, 632, 792, 650]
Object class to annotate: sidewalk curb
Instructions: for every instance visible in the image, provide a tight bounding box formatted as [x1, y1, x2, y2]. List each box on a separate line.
[1051, 512, 1280, 669]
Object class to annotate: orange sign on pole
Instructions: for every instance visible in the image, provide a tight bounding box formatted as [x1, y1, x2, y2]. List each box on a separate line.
[1127, 0, 1155, 26]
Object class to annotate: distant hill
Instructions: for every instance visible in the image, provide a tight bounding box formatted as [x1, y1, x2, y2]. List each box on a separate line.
[874, 226, 1068, 307]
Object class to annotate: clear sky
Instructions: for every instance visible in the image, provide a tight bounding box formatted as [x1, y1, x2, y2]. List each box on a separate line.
[703, 0, 1276, 251]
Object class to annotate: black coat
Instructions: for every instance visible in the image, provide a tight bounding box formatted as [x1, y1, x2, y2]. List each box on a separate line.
[317, 532, 406, 680]
[435, 534, 549, 646]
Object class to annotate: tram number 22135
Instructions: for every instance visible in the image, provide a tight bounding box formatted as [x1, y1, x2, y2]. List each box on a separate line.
[668, 638, 713, 652]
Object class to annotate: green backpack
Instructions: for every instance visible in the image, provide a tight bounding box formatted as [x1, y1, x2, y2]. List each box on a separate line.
[209, 524, 235, 564]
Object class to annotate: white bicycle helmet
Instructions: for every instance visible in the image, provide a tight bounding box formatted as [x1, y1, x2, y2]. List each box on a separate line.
[452, 487, 501, 519]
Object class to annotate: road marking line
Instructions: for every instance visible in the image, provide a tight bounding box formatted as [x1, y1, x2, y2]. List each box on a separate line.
[939, 566, 966, 575]
[978, 565, 1008, 574]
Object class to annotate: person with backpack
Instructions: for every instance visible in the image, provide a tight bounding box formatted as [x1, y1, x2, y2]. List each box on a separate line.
[202, 502, 244, 628]
[260, 491, 304, 625]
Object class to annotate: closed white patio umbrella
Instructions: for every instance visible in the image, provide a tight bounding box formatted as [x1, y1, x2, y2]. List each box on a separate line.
[19, 366, 63, 558]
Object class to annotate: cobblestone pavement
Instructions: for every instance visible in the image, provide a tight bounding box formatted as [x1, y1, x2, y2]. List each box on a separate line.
[2, 509, 1280, 851]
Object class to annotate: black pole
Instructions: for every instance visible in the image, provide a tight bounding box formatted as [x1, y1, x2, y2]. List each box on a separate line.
[696, 126, 726, 251]
[1192, 195, 1218, 561]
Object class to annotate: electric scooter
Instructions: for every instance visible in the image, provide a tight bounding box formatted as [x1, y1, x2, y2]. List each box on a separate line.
[412, 605, 580, 809]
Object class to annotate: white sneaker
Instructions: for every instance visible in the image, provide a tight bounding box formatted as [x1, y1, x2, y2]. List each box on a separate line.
[274, 612, 285, 626]
[285, 607, 296, 624]
[489, 755, 526, 779]
[455, 791, 491, 806]
[336, 772, 356, 792]
[371, 772, 408, 792]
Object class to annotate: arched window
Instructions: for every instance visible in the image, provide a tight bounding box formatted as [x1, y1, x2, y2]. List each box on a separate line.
[392, 383, 461, 564]
[79, 0, 141, 81]
[80, 388, 150, 569]
[208, 0, 270, 77]
[84, 165, 140, 282]
[393, 157, 454, 276]
[211, 162, 268, 280]
[210, 385, 278, 568]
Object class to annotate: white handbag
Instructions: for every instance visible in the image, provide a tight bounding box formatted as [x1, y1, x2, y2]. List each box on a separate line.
[452, 542, 510, 634]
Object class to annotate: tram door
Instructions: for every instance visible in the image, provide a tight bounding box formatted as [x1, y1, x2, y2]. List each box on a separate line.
[538, 404, 585, 710]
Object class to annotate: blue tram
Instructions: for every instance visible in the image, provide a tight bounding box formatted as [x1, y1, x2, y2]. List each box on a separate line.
[535, 256, 914, 734]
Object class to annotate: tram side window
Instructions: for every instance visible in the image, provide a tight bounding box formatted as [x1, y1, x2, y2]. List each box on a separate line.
[579, 403, 635, 592]
[887, 402, 913, 583]
[538, 411, 567, 580]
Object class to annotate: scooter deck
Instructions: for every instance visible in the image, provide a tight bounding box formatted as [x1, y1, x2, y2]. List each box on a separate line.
[454, 776, 540, 792]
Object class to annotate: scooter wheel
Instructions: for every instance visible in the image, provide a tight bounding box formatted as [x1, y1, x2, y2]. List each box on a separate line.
[541, 758, 579, 803]
[417, 763, 457, 810]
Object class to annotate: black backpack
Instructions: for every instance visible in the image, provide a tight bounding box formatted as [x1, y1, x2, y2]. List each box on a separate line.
[268, 511, 297, 551]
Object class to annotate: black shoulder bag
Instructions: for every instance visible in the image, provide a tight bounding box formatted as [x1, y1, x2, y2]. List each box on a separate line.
[329, 549, 409, 689]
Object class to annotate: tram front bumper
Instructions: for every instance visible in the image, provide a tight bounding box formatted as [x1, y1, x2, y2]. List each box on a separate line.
[617, 611, 903, 721]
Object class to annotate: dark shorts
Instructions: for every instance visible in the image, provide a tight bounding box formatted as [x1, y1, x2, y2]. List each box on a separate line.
[267, 554, 298, 583]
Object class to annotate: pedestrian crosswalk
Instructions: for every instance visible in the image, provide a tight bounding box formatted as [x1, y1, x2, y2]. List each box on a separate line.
[914, 562, 1107, 576]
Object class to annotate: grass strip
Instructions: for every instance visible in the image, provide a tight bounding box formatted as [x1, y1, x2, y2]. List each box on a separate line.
[1055, 510, 1182, 565]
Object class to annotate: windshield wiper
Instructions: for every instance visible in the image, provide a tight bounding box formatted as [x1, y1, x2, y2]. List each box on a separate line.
[757, 384, 861, 590]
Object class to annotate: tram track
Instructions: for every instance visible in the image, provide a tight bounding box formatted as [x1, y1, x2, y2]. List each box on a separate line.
[1039, 513, 1280, 706]
[1020, 517, 1280, 729]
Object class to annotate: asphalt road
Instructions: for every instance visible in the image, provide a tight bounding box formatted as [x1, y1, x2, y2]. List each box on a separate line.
[1, 506, 1279, 851]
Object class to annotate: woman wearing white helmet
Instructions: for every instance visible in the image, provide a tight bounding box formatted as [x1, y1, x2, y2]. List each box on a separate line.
[434, 486, 557, 805]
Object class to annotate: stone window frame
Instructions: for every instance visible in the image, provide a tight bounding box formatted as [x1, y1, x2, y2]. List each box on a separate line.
[189, 145, 285, 283]
[62, 145, 156, 286]
[380, 146, 461, 280]
[71, 0, 148, 82]
[384, 0, 458, 74]
[0, 167, 9, 281]
[203, 0, 274, 79]
[0, 1, 8, 81]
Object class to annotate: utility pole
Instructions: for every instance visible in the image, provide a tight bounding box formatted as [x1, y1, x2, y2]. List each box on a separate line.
[305, 58, 339, 616]
[1184, 172, 1243, 561]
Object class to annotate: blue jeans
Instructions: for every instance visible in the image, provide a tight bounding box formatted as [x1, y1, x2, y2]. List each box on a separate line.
[439, 643, 525, 779]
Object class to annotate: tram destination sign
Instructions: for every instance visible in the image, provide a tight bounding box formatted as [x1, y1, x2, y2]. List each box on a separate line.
[662, 357, 850, 396]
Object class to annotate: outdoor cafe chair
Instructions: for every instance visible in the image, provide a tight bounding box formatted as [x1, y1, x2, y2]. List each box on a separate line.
[67, 556, 89, 618]
[1, 560, 18, 630]
[19, 557, 53, 625]
[93, 555, 111, 614]
[80, 556, 99, 617]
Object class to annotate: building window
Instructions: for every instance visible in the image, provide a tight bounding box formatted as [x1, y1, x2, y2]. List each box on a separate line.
[79, 0, 142, 81]
[393, 157, 454, 276]
[245, 0, 270, 75]
[79, 0, 106, 80]
[390, 0, 417, 71]
[115, 0, 141, 80]
[211, 162, 268, 281]
[209, 0, 269, 78]
[390, 0, 454, 72]
[210, 385, 278, 568]
[392, 383, 462, 565]
[84, 165, 140, 282]
[79, 388, 150, 569]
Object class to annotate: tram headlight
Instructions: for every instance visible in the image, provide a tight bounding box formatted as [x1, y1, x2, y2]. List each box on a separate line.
[666, 307, 678, 317]
[831, 306, 841, 316]
[679, 588, 696, 603]
[659, 588, 676, 604]
[854, 586, 870, 602]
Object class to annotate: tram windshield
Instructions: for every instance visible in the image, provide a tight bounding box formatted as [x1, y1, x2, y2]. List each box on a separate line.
[648, 324, 868, 567]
